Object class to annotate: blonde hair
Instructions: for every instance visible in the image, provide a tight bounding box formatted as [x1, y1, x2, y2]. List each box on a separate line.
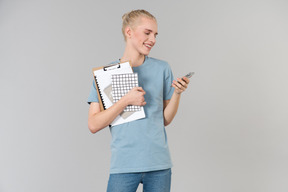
[122, 9, 156, 41]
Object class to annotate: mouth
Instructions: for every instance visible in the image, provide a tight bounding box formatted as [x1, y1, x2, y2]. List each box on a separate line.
[144, 43, 153, 50]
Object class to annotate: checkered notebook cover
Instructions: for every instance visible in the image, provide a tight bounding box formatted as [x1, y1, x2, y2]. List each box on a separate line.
[111, 73, 140, 112]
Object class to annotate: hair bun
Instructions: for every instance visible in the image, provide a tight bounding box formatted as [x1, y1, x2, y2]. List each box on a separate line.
[122, 13, 128, 20]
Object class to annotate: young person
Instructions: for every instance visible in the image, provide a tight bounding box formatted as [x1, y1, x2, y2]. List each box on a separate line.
[88, 9, 190, 192]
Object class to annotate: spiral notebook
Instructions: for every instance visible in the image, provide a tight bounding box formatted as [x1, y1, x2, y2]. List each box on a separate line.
[92, 61, 145, 127]
[111, 73, 141, 112]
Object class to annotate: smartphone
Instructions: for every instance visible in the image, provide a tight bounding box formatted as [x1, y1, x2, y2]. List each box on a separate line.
[178, 72, 194, 83]
[173, 72, 194, 86]
[183, 72, 194, 79]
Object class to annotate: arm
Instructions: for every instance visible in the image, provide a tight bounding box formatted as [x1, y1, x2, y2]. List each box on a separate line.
[88, 87, 146, 133]
[163, 77, 190, 126]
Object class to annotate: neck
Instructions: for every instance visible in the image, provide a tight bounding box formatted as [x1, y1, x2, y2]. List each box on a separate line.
[121, 45, 146, 67]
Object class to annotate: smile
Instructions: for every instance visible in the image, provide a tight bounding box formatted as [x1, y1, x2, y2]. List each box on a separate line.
[144, 44, 152, 49]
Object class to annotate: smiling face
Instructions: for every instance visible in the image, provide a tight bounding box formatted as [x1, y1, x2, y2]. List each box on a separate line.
[126, 17, 158, 56]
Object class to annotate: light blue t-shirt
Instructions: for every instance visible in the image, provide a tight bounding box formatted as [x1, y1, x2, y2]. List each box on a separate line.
[88, 56, 175, 174]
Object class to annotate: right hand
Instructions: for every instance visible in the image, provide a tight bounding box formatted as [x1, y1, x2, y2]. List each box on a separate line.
[122, 87, 146, 106]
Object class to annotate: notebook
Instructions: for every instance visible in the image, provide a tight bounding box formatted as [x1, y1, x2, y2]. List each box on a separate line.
[92, 61, 145, 127]
[111, 73, 141, 112]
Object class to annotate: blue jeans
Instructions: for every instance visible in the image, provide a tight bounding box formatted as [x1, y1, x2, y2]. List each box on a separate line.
[107, 168, 172, 192]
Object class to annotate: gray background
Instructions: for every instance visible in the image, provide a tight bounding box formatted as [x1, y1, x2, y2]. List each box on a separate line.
[1, 0, 288, 191]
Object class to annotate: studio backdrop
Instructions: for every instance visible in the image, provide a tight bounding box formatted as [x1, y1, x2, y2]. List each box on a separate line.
[0, 0, 288, 192]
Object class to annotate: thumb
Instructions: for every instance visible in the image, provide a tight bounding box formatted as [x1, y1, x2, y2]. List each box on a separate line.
[136, 87, 145, 94]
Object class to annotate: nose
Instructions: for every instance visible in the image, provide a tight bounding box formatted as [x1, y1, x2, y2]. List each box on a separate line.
[149, 34, 156, 44]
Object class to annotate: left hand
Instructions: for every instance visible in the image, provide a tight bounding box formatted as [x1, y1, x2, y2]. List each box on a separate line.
[172, 76, 190, 94]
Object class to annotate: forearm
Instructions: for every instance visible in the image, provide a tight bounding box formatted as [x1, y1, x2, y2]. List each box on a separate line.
[163, 91, 181, 126]
[88, 87, 146, 133]
[163, 75, 190, 126]
[88, 98, 128, 133]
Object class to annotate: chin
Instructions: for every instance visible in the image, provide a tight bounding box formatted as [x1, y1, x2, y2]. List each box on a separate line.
[141, 50, 151, 56]
[138, 47, 151, 56]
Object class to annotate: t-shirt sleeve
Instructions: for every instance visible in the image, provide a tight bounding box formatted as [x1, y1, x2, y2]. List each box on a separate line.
[87, 80, 99, 104]
[163, 63, 175, 100]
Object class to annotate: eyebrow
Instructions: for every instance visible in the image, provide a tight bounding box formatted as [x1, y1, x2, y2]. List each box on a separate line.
[145, 29, 158, 36]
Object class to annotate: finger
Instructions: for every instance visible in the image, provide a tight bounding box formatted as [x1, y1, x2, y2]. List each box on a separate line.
[135, 87, 142, 91]
[177, 78, 187, 88]
[139, 89, 146, 95]
[175, 79, 186, 90]
[182, 77, 190, 84]
[138, 100, 146, 106]
[136, 87, 146, 93]
[171, 83, 179, 90]
[173, 80, 184, 90]
[172, 81, 181, 89]
[172, 83, 183, 94]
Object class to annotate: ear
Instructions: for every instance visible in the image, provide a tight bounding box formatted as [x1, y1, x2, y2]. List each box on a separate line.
[125, 26, 132, 39]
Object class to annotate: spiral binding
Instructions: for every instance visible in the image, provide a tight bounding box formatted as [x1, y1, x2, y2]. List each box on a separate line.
[94, 76, 106, 110]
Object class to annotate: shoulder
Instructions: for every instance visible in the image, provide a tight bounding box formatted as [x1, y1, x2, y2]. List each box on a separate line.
[147, 56, 170, 68]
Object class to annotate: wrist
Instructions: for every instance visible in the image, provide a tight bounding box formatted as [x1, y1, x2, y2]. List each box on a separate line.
[174, 90, 182, 95]
[119, 95, 129, 106]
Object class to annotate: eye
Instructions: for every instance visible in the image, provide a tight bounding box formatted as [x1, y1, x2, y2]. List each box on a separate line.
[145, 32, 150, 35]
